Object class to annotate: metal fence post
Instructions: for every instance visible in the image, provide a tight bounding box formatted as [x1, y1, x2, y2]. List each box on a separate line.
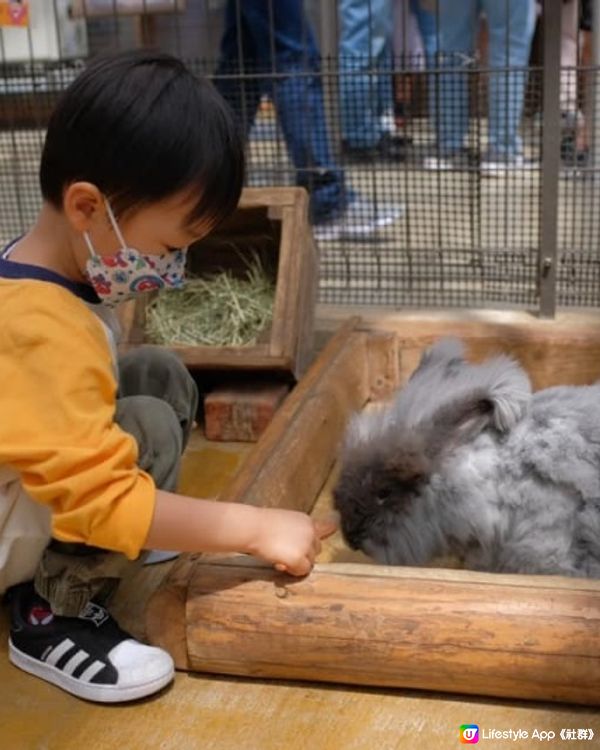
[538, 0, 562, 318]
[313, 0, 341, 149]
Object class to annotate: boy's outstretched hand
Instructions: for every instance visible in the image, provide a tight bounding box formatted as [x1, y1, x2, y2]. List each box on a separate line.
[247, 509, 338, 576]
[146, 491, 338, 574]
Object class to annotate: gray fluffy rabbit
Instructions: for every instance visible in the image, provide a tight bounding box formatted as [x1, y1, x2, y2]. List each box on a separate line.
[333, 337, 600, 578]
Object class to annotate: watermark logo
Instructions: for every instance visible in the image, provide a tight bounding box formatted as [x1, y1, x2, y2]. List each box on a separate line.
[460, 725, 479, 744]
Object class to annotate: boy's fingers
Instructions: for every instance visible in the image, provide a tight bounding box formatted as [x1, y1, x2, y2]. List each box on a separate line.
[313, 514, 339, 540]
[297, 556, 314, 576]
[283, 555, 313, 577]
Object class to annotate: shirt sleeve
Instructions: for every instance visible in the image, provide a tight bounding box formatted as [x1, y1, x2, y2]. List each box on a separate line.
[0, 282, 156, 559]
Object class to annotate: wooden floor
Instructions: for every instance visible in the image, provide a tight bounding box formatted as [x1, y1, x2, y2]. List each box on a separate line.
[1, 427, 599, 750]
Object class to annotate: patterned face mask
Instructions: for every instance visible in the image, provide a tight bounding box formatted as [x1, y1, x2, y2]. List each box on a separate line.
[83, 200, 187, 307]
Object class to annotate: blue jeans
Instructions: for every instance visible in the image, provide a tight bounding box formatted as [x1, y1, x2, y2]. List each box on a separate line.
[411, 0, 437, 64]
[339, 0, 394, 149]
[215, 0, 348, 223]
[410, 0, 439, 138]
[437, 0, 536, 157]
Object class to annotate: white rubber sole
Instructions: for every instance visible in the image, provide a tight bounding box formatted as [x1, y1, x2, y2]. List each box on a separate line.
[9, 639, 174, 703]
[480, 164, 538, 177]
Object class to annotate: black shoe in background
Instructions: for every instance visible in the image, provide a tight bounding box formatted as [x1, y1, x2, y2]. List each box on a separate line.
[342, 133, 408, 164]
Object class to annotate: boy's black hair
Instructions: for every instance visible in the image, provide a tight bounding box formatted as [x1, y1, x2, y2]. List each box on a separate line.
[40, 50, 244, 231]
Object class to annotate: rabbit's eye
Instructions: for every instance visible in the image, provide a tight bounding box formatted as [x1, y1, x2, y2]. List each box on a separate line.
[376, 489, 391, 504]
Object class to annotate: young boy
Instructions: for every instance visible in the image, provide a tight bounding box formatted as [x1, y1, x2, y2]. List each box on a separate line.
[0, 50, 332, 703]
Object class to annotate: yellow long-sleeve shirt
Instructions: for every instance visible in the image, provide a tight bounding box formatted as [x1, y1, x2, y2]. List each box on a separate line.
[0, 275, 156, 562]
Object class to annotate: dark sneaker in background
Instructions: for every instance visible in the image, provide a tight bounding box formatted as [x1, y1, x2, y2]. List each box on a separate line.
[423, 148, 478, 172]
[341, 133, 408, 164]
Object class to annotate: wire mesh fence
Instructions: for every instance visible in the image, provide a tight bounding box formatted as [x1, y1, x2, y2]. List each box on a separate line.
[0, 0, 599, 315]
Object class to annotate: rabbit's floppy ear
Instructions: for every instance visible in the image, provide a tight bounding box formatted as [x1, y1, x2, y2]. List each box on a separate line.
[424, 389, 498, 460]
[417, 352, 532, 461]
[409, 337, 465, 381]
[340, 339, 530, 475]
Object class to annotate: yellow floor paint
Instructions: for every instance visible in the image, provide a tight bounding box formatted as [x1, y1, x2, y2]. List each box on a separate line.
[178, 428, 254, 499]
[178, 445, 247, 499]
[1, 431, 599, 750]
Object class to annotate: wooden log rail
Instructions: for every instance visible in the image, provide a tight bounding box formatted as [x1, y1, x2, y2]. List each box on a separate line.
[147, 557, 600, 707]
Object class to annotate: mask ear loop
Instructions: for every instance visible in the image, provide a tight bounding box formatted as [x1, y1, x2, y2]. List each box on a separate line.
[82, 231, 97, 258]
[83, 199, 125, 259]
[104, 199, 128, 250]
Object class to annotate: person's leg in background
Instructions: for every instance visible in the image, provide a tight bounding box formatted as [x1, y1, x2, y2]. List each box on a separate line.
[424, 0, 478, 168]
[578, 9, 592, 162]
[560, 0, 579, 117]
[391, 0, 422, 143]
[214, 0, 263, 139]
[219, 0, 404, 240]
[413, 0, 438, 65]
[264, 0, 404, 236]
[265, 0, 350, 223]
[560, 0, 586, 165]
[410, 0, 439, 146]
[216, 0, 348, 225]
[375, 16, 402, 148]
[483, 0, 536, 166]
[339, 0, 402, 159]
[339, 0, 377, 150]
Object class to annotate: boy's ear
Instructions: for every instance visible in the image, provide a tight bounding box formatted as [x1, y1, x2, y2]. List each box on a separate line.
[62, 181, 104, 232]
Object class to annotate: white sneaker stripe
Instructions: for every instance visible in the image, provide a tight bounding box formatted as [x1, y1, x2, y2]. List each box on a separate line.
[45, 638, 76, 667]
[78, 660, 105, 683]
[62, 649, 90, 676]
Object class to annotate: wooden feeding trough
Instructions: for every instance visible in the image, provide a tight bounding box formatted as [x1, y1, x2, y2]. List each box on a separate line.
[146, 314, 600, 706]
[118, 187, 318, 381]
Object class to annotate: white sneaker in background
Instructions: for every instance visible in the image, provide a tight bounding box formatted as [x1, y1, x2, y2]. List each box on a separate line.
[380, 110, 396, 135]
[480, 152, 538, 177]
[423, 155, 455, 171]
[312, 197, 405, 242]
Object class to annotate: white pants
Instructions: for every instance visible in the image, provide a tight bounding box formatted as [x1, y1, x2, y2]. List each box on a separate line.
[0, 468, 51, 595]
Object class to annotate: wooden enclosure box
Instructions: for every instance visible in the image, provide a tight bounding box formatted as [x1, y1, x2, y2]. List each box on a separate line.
[118, 187, 318, 380]
[146, 313, 600, 706]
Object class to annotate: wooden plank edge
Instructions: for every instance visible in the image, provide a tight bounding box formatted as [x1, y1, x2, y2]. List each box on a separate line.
[178, 555, 600, 592]
[218, 317, 369, 510]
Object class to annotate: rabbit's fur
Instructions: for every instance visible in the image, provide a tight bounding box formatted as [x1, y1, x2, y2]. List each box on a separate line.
[333, 338, 600, 578]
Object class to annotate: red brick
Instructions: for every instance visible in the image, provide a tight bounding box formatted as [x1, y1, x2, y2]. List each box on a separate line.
[204, 383, 289, 442]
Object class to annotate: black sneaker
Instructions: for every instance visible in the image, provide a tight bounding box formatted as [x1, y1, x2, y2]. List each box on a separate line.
[7, 582, 174, 703]
[341, 133, 407, 163]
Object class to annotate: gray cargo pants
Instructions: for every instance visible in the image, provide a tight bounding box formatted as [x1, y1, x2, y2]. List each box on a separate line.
[34, 347, 199, 617]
